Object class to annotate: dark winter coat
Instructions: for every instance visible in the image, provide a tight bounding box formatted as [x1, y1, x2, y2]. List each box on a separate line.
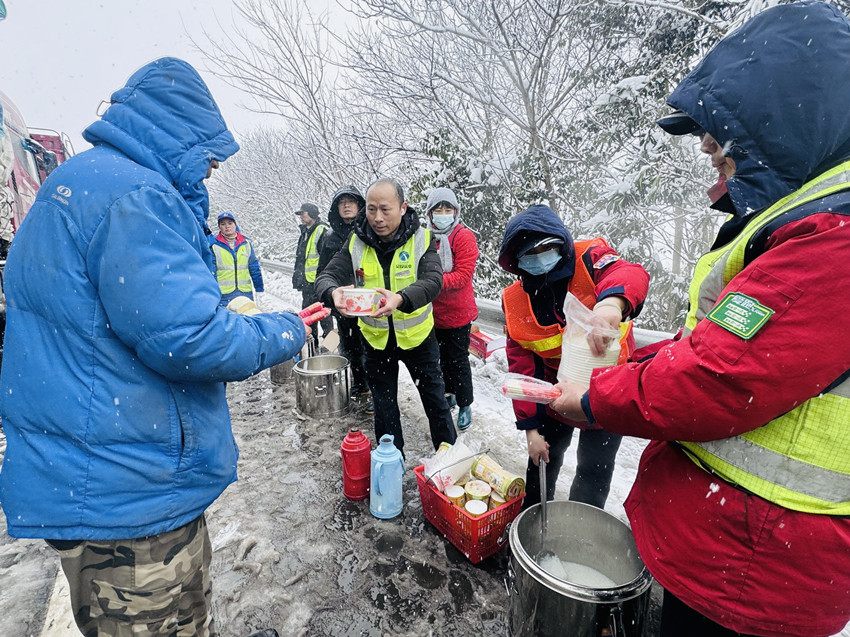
[314, 206, 443, 316]
[587, 3, 850, 634]
[0, 58, 305, 541]
[318, 184, 365, 275]
[499, 205, 648, 432]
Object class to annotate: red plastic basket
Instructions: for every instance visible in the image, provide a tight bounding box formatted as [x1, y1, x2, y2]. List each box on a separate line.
[414, 464, 524, 563]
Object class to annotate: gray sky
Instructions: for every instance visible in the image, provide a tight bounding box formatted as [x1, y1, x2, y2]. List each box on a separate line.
[0, 0, 294, 153]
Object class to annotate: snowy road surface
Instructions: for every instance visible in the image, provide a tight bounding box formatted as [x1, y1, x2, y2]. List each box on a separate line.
[0, 270, 847, 636]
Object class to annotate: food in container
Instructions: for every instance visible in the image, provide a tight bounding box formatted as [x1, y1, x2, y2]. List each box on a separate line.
[464, 499, 488, 517]
[464, 479, 491, 503]
[471, 454, 526, 500]
[341, 288, 377, 316]
[445, 485, 466, 508]
[489, 492, 506, 510]
[500, 373, 561, 404]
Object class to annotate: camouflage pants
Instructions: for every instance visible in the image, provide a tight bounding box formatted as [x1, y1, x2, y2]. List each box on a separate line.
[47, 514, 217, 637]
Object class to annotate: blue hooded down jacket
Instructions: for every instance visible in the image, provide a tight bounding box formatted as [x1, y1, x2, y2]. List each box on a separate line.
[0, 58, 305, 540]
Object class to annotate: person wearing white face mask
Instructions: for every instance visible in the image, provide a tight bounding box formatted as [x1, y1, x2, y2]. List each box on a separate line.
[425, 187, 479, 431]
[498, 204, 649, 509]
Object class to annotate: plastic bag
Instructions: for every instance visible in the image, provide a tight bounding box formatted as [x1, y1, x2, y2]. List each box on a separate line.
[500, 373, 561, 404]
[421, 435, 481, 492]
[557, 293, 620, 385]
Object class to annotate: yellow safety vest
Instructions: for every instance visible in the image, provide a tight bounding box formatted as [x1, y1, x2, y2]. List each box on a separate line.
[211, 240, 254, 294]
[349, 228, 434, 350]
[680, 158, 850, 514]
[304, 224, 327, 283]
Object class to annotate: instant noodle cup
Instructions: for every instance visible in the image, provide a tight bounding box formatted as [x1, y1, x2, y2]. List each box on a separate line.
[341, 288, 377, 316]
[445, 485, 466, 508]
[464, 499, 487, 517]
[489, 492, 506, 510]
[464, 480, 491, 503]
[471, 454, 526, 500]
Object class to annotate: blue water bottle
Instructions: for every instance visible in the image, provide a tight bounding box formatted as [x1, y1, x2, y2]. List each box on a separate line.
[370, 434, 405, 519]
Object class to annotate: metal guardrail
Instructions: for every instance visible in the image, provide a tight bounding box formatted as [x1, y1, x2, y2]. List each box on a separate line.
[260, 258, 671, 348]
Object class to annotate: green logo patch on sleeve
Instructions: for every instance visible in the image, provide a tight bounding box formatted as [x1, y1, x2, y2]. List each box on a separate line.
[706, 292, 774, 340]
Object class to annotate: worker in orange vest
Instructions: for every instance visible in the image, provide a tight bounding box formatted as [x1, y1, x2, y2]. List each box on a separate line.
[498, 204, 649, 508]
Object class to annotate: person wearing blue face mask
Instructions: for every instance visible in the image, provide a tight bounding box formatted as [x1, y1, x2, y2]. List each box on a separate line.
[425, 187, 479, 431]
[498, 204, 649, 509]
[517, 237, 563, 276]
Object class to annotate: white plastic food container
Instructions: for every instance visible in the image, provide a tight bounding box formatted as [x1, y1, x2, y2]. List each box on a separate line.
[558, 334, 620, 386]
[341, 288, 377, 316]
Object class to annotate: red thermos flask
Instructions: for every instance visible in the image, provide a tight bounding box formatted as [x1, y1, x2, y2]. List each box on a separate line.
[341, 428, 372, 501]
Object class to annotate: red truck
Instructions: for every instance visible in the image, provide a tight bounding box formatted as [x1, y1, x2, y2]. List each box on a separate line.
[1, 88, 74, 239]
[0, 88, 74, 363]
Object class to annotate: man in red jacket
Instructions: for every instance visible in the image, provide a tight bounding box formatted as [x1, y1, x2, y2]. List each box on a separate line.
[551, 3, 850, 635]
[425, 187, 479, 431]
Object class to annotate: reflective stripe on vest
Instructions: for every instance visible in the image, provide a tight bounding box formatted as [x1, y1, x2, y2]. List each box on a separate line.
[502, 238, 632, 365]
[304, 224, 327, 283]
[349, 227, 433, 350]
[212, 241, 253, 294]
[680, 158, 850, 514]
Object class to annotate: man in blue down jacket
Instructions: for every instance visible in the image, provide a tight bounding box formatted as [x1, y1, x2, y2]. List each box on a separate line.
[0, 58, 303, 637]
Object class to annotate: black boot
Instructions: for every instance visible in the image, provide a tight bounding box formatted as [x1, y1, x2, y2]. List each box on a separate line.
[247, 630, 279, 637]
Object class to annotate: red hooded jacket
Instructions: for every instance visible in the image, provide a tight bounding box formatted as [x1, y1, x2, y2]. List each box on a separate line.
[589, 212, 850, 636]
[583, 4, 850, 633]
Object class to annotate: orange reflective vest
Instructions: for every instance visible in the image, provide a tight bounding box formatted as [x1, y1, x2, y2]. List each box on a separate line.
[502, 238, 632, 367]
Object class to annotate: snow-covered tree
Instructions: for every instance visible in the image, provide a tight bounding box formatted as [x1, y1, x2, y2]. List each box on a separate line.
[202, 0, 850, 331]
[207, 127, 305, 261]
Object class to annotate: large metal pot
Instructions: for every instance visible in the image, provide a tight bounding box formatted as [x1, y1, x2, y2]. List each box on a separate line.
[507, 501, 652, 637]
[293, 354, 351, 417]
[269, 357, 296, 385]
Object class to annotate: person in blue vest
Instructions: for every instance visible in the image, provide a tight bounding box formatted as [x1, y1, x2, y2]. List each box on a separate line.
[0, 57, 302, 637]
[210, 211, 264, 307]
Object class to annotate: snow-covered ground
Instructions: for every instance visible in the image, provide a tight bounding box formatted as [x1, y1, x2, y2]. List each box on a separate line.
[1, 269, 847, 636]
